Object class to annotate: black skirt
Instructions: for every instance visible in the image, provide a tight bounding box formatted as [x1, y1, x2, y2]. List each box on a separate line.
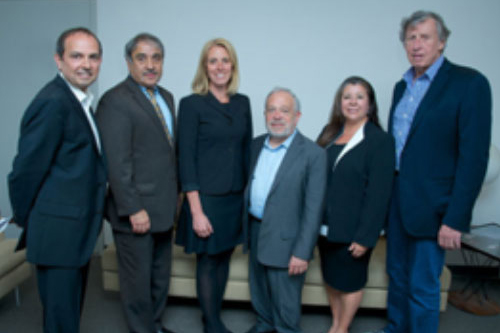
[175, 192, 243, 255]
[318, 236, 373, 292]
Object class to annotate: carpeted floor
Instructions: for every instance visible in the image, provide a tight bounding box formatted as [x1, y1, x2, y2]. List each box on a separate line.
[0, 257, 499, 333]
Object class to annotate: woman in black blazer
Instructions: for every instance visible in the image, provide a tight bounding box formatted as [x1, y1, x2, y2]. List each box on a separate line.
[316, 77, 394, 333]
[176, 38, 252, 333]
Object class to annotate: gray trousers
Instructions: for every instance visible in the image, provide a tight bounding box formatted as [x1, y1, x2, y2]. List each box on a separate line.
[249, 220, 305, 333]
[114, 229, 173, 333]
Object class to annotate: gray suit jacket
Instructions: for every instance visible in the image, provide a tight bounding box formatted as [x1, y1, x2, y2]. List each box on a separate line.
[243, 131, 327, 268]
[96, 76, 178, 233]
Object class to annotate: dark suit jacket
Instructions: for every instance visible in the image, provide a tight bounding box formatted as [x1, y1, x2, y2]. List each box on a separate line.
[177, 92, 252, 195]
[389, 58, 492, 238]
[8, 75, 107, 267]
[243, 131, 327, 268]
[96, 76, 178, 233]
[321, 121, 395, 248]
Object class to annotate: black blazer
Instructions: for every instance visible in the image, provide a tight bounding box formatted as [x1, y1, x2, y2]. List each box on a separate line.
[96, 76, 178, 233]
[321, 121, 395, 248]
[388, 59, 491, 237]
[177, 92, 252, 195]
[8, 75, 107, 267]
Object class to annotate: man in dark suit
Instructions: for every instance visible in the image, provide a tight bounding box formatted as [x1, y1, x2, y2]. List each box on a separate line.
[8, 27, 106, 332]
[244, 88, 326, 333]
[96, 33, 178, 333]
[368, 11, 492, 333]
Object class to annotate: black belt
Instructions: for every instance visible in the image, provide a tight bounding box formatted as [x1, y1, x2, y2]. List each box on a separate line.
[249, 214, 262, 222]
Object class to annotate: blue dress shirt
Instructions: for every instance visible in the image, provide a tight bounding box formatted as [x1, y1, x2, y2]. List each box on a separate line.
[249, 130, 297, 219]
[393, 55, 444, 169]
[140, 85, 174, 137]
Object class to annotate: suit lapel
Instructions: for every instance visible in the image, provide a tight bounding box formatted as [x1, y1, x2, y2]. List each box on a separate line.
[267, 132, 303, 196]
[205, 91, 234, 120]
[388, 81, 406, 136]
[124, 77, 172, 148]
[248, 136, 266, 181]
[331, 122, 366, 169]
[406, 60, 451, 142]
[55, 76, 102, 156]
[158, 88, 176, 139]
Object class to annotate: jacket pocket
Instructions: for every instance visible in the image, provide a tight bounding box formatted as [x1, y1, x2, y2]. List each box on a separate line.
[37, 202, 81, 219]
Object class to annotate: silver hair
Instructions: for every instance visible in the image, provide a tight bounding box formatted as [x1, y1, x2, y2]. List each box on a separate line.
[399, 10, 451, 44]
[265, 87, 301, 112]
[125, 33, 164, 62]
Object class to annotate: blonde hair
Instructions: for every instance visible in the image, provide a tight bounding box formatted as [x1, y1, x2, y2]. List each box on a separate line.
[191, 38, 240, 95]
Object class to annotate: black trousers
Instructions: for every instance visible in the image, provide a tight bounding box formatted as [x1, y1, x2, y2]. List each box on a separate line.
[114, 229, 173, 333]
[36, 262, 90, 333]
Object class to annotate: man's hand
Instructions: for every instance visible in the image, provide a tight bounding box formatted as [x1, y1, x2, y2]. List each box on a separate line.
[348, 242, 368, 258]
[288, 256, 308, 275]
[438, 224, 462, 250]
[129, 209, 151, 234]
[192, 212, 213, 238]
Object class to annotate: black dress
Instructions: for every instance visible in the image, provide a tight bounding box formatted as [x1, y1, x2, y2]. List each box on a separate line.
[175, 92, 252, 255]
[318, 142, 373, 292]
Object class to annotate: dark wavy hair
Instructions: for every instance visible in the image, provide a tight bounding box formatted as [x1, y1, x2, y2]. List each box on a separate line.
[317, 76, 380, 147]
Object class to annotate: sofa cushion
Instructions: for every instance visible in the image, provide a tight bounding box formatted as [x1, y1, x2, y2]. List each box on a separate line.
[0, 238, 27, 277]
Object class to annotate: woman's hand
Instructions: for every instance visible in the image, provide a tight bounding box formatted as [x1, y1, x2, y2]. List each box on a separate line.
[348, 242, 368, 258]
[192, 211, 213, 238]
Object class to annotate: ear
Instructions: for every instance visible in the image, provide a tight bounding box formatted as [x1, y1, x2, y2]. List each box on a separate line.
[295, 111, 302, 123]
[54, 53, 62, 70]
[438, 40, 445, 54]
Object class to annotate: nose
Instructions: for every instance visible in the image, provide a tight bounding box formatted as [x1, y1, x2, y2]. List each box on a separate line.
[146, 57, 154, 69]
[411, 37, 423, 50]
[82, 56, 91, 68]
[273, 110, 283, 119]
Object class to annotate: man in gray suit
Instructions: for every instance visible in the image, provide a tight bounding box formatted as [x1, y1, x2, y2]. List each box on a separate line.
[96, 33, 178, 333]
[244, 88, 327, 333]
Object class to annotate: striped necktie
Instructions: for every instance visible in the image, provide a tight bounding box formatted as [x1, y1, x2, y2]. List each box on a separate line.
[147, 88, 173, 146]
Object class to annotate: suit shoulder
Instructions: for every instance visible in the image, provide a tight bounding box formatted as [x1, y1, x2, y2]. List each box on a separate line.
[251, 134, 266, 147]
[448, 62, 489, 84]
[158, 85, 174, 100]
[231, 93, 250, 103]
[180, 93, 202, 103]
[365, 122, 392, 141]
[178, 93, 203, 109]
[296, 133, 326, 161]
[300, 133, 324, 149]
[25, 79, 75, 117]
[98, 79, 129, 101]
[252, 133, 267, 144]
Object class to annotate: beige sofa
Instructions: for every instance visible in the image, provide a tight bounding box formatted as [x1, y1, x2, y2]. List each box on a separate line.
[0, 233, 32, 305]
[101, 237, 452, 311]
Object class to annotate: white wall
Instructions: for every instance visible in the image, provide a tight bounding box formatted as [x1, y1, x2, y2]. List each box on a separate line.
[0, 0, 96, 237]
[96, 0, 499, 226]
[1, 0, 499, 235]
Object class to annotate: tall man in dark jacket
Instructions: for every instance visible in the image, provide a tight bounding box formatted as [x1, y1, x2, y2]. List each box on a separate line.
[9, 27, 106, 332]
[368, 11, 492, 333]
[96, 33, 178, 333]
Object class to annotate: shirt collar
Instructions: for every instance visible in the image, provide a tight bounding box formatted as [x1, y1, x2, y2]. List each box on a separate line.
[264, 129, 297, 150]
[59, 72, 94, 108]
[129, 75, 158, 94]
[139, 85, 158, 95]
[403, 55, 445, 84]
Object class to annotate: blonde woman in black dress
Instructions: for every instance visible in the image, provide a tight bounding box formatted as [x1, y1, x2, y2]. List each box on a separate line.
[176, 38, 252, 333]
